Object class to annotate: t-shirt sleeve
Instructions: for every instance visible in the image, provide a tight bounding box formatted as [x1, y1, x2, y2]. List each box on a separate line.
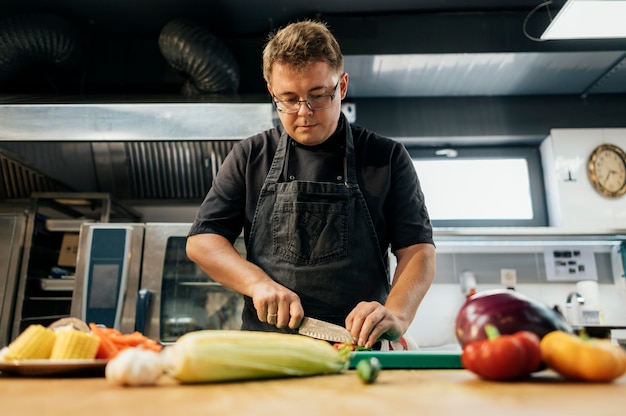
[387, 143, 434, 251]
[188, 141, 247, 243]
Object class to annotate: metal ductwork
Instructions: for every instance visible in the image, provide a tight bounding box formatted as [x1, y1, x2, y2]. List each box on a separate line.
[158, 18, 240, 97]
[0, 148, 74, 199]
[123, 140, 237, 199]
[0, 13, 83, 86]
[0, 140, 237, 201]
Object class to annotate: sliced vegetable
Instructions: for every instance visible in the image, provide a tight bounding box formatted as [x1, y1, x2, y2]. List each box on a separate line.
[2, 324, 56, 360]
[88, 323, 161, 360]
[461, 324, 542, 381]
[48, 317, 90, 333]
[89, 323, 121, 359]
[332, 342, 371, 351]
[50, 329, 100, 359]
[356, 357, 381, 384]
[540, 330, 626, 382]
[163, 330, 349, 383]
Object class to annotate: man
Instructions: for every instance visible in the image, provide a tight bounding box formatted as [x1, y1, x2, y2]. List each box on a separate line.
[186, 20, 435, 349]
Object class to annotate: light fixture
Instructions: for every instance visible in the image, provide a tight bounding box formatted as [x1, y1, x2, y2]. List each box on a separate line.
[435, 148, 458, 158]
[541, 0, 626, 40]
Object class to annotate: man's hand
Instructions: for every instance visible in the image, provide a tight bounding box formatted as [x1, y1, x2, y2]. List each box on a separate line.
[187, 233, 307, 330]
[251, 282, 304, 330]
[345, 301, 404, 349]
[346, 243, 435, 348]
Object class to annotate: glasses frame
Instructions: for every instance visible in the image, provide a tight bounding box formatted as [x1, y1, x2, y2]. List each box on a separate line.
[272, 80, 340, 114]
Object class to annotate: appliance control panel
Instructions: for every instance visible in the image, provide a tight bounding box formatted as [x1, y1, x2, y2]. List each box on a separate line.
[82, 227, 131, 329]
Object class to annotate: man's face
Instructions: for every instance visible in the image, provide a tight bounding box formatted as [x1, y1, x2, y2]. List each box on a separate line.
[268, 61, 348, 146]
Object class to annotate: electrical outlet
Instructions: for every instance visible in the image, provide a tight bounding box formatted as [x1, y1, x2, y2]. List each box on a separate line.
[500, 268, 517, 286]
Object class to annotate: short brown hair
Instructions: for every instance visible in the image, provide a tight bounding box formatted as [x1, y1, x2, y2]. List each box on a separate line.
[262, 20, 344, 84]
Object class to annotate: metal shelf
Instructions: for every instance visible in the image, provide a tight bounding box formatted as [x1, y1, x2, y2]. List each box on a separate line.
[32, 192, 141, 223]
[434, 227, 626, 245]
[45, 219, 95, 232]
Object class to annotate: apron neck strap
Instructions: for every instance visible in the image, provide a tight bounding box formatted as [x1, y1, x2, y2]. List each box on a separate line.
[265, 119, 358, 185]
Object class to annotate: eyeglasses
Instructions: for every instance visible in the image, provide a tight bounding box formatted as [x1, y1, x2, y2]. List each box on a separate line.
[272, 80, 340, 114]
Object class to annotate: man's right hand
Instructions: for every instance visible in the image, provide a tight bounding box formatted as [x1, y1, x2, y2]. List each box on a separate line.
[251, 281, 304, 329]
[187, 233, 304, 329]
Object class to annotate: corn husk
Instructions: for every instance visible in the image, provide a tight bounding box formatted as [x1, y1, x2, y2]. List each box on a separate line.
[163, 330, 349, 383]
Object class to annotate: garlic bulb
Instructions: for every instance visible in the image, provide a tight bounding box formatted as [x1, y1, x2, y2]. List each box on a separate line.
[105, 347, 164, 386]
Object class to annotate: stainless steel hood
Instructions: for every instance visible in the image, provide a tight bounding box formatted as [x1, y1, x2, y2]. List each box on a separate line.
[0, 102, 274, 141]
[0, 101, 274, 200]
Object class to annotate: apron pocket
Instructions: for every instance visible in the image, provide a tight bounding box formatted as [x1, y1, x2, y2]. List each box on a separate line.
[272, 201, 348, 265]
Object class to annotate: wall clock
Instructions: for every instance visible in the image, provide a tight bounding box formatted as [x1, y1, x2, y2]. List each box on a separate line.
[587, 143, 626, 198]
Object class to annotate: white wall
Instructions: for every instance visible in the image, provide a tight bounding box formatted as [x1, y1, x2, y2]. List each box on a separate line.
[541, 128, 626, 228]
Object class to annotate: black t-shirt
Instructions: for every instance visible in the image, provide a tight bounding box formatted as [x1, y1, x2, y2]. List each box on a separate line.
[189, 115, 434, 257]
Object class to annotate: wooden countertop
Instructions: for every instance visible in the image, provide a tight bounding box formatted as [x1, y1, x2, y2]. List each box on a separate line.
[1, 369, 625, 416]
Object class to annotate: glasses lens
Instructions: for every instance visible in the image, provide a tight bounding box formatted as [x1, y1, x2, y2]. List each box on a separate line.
[308, 95, 332, 110]
[276, 100, 298, 113]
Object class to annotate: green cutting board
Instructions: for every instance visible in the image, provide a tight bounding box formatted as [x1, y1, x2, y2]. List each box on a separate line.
[349, 351, 463, 369]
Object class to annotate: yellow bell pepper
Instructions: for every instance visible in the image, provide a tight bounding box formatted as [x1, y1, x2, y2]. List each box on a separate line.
[540, 330, 626, 382]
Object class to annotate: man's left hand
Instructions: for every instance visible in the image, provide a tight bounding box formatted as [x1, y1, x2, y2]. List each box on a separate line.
[345, 301, 404, 349]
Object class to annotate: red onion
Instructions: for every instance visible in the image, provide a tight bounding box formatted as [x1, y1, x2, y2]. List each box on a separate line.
[455, 289, 572, 347]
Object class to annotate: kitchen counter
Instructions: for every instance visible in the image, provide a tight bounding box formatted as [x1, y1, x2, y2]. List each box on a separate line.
[1, 369, 624, 416]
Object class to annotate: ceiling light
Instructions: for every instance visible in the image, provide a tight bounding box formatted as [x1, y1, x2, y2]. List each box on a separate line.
[541, 0, 626, 40]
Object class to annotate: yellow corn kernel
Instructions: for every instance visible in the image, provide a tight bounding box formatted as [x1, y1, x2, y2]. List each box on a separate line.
[50, 330, 100, 359]
[4, 324, 57, 360]
[163, 330, 349, 383]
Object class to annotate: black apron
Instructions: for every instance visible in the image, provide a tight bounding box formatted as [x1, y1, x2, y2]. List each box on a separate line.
[243, 126, 390, 331]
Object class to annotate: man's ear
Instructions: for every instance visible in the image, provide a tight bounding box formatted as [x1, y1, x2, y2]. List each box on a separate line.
[340, 73, 349, 100]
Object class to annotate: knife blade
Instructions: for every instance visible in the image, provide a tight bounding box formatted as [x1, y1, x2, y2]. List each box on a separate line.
[298, 317, 354, 344]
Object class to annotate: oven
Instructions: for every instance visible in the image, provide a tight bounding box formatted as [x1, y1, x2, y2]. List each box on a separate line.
[71, 223, 245, 344]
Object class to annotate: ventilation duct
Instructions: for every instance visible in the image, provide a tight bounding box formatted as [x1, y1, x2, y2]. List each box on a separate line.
[158, 18, 240, 97]
[0, 149, 74, 199]
[123, 140, 236, 199]
[0, 13, 83, 86]
[0, 140, 239, 201]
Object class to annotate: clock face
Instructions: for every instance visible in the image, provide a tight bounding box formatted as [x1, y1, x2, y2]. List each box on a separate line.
[587, 144, 626, 198]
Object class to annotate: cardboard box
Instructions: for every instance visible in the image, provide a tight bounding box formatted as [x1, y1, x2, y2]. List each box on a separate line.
[57, 232, 80, 267]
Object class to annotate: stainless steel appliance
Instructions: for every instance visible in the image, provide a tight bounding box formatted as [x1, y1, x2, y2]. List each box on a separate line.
[71, 223, 145, 335]
[71, 223, 245, 343]
[0, 213, 27, 346]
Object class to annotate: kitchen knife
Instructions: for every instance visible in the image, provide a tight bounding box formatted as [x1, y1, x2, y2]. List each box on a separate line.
[298, 317, 354, 344]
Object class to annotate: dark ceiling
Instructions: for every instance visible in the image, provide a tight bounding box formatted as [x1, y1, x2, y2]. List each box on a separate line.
[4, 0, 625, 98]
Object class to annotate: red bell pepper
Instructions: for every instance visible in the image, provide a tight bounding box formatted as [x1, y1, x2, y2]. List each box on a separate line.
[461, 324, 542, 381]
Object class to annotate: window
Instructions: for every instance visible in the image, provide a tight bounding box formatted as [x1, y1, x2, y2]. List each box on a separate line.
[408, 146, 548, 227]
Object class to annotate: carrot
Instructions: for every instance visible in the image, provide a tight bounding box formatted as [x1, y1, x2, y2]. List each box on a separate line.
[108, 331, 149, 347]
[89, 323, 120, 360]
[88, 323, 162, 359]
[141, 338, 162, 352]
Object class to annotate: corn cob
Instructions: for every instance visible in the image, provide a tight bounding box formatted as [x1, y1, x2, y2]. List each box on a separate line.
[163, 330, 350, 383]
[3, 324, 57, 360]
[50, 329, 100, 359]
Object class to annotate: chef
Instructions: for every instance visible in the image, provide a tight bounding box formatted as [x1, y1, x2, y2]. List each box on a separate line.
[186, 19, 436, 350]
